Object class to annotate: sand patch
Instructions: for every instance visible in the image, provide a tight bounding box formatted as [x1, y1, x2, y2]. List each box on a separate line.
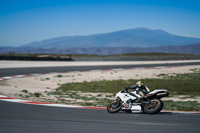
[0, 65, 200, 104]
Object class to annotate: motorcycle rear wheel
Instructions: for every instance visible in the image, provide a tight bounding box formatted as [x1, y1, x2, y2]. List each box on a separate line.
[107, 101, 122, 113]
[143, 99, 163, 114]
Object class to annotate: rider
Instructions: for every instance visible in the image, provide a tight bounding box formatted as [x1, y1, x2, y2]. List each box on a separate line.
[125, 81, 150, 100]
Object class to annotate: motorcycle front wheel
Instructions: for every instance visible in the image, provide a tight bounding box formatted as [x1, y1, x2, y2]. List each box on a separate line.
[143, 99, 163, 114]
[107, 101, 122, 113]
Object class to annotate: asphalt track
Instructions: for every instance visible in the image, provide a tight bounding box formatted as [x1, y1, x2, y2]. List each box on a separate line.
[0, 61, 200, 77]
[1, 61, 200, 133]
[1, 100, 200, 133]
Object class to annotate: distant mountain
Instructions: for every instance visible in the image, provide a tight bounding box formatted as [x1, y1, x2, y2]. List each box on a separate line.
[21, 28, 200, 48]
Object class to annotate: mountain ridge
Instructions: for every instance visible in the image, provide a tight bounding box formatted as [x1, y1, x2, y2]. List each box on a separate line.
[21, 28, 200, 49]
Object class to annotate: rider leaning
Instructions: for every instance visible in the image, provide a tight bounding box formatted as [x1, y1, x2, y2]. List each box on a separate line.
[125, 81, 150, 99]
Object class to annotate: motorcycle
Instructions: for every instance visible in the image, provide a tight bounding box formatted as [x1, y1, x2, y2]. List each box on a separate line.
[107, 88, 169, 114]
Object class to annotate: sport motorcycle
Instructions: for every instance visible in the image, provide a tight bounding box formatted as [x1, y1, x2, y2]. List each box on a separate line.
[107, 88, 169, 114]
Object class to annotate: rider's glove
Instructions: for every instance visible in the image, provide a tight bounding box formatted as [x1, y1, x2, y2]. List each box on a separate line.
[125, 87, 129, 92]
[136, 88, 139, 94]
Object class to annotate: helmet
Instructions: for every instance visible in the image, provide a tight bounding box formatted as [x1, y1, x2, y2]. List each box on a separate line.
[136, 81, 144, 87]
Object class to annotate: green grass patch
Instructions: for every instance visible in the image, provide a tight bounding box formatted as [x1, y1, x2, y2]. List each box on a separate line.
[21, 89, 28, 93]
[164, 101, 200, 111]
[47, 70, 200, 110]
[55, 75, 63, 78]
[57, 80, 131, 93]
[57, 73, 200, 95]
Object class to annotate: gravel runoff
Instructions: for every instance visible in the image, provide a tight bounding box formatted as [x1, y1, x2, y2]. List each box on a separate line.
[0, 61, 200, 104]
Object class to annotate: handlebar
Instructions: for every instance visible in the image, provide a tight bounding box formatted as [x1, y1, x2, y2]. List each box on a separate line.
[121, 88, 129, 93]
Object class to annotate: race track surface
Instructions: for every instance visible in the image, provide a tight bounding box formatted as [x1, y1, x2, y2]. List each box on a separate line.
[1, 61, 200, 77]
[0, 100, 200, 133]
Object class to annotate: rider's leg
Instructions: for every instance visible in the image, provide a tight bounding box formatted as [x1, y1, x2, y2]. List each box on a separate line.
[139, 91, 148, 99]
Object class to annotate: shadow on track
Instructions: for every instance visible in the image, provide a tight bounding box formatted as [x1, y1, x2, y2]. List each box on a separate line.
[116, 111, 175, 115]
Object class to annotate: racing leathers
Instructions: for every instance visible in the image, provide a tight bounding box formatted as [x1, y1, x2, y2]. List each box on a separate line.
[125, 84, 150, 98]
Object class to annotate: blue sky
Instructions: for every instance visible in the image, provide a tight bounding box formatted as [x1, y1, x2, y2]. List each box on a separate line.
[0, 0, 200, 46]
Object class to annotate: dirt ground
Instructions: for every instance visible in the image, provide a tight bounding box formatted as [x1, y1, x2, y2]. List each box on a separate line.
[0, 62, 200, 103]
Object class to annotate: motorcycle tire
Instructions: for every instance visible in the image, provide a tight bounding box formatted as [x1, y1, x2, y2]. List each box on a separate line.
[143, 99, 163, 114]
[107, 101, 122, 113]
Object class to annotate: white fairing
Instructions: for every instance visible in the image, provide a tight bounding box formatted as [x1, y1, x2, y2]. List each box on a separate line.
[116, 91, 142, 112]
[116, 91, 140, 101]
